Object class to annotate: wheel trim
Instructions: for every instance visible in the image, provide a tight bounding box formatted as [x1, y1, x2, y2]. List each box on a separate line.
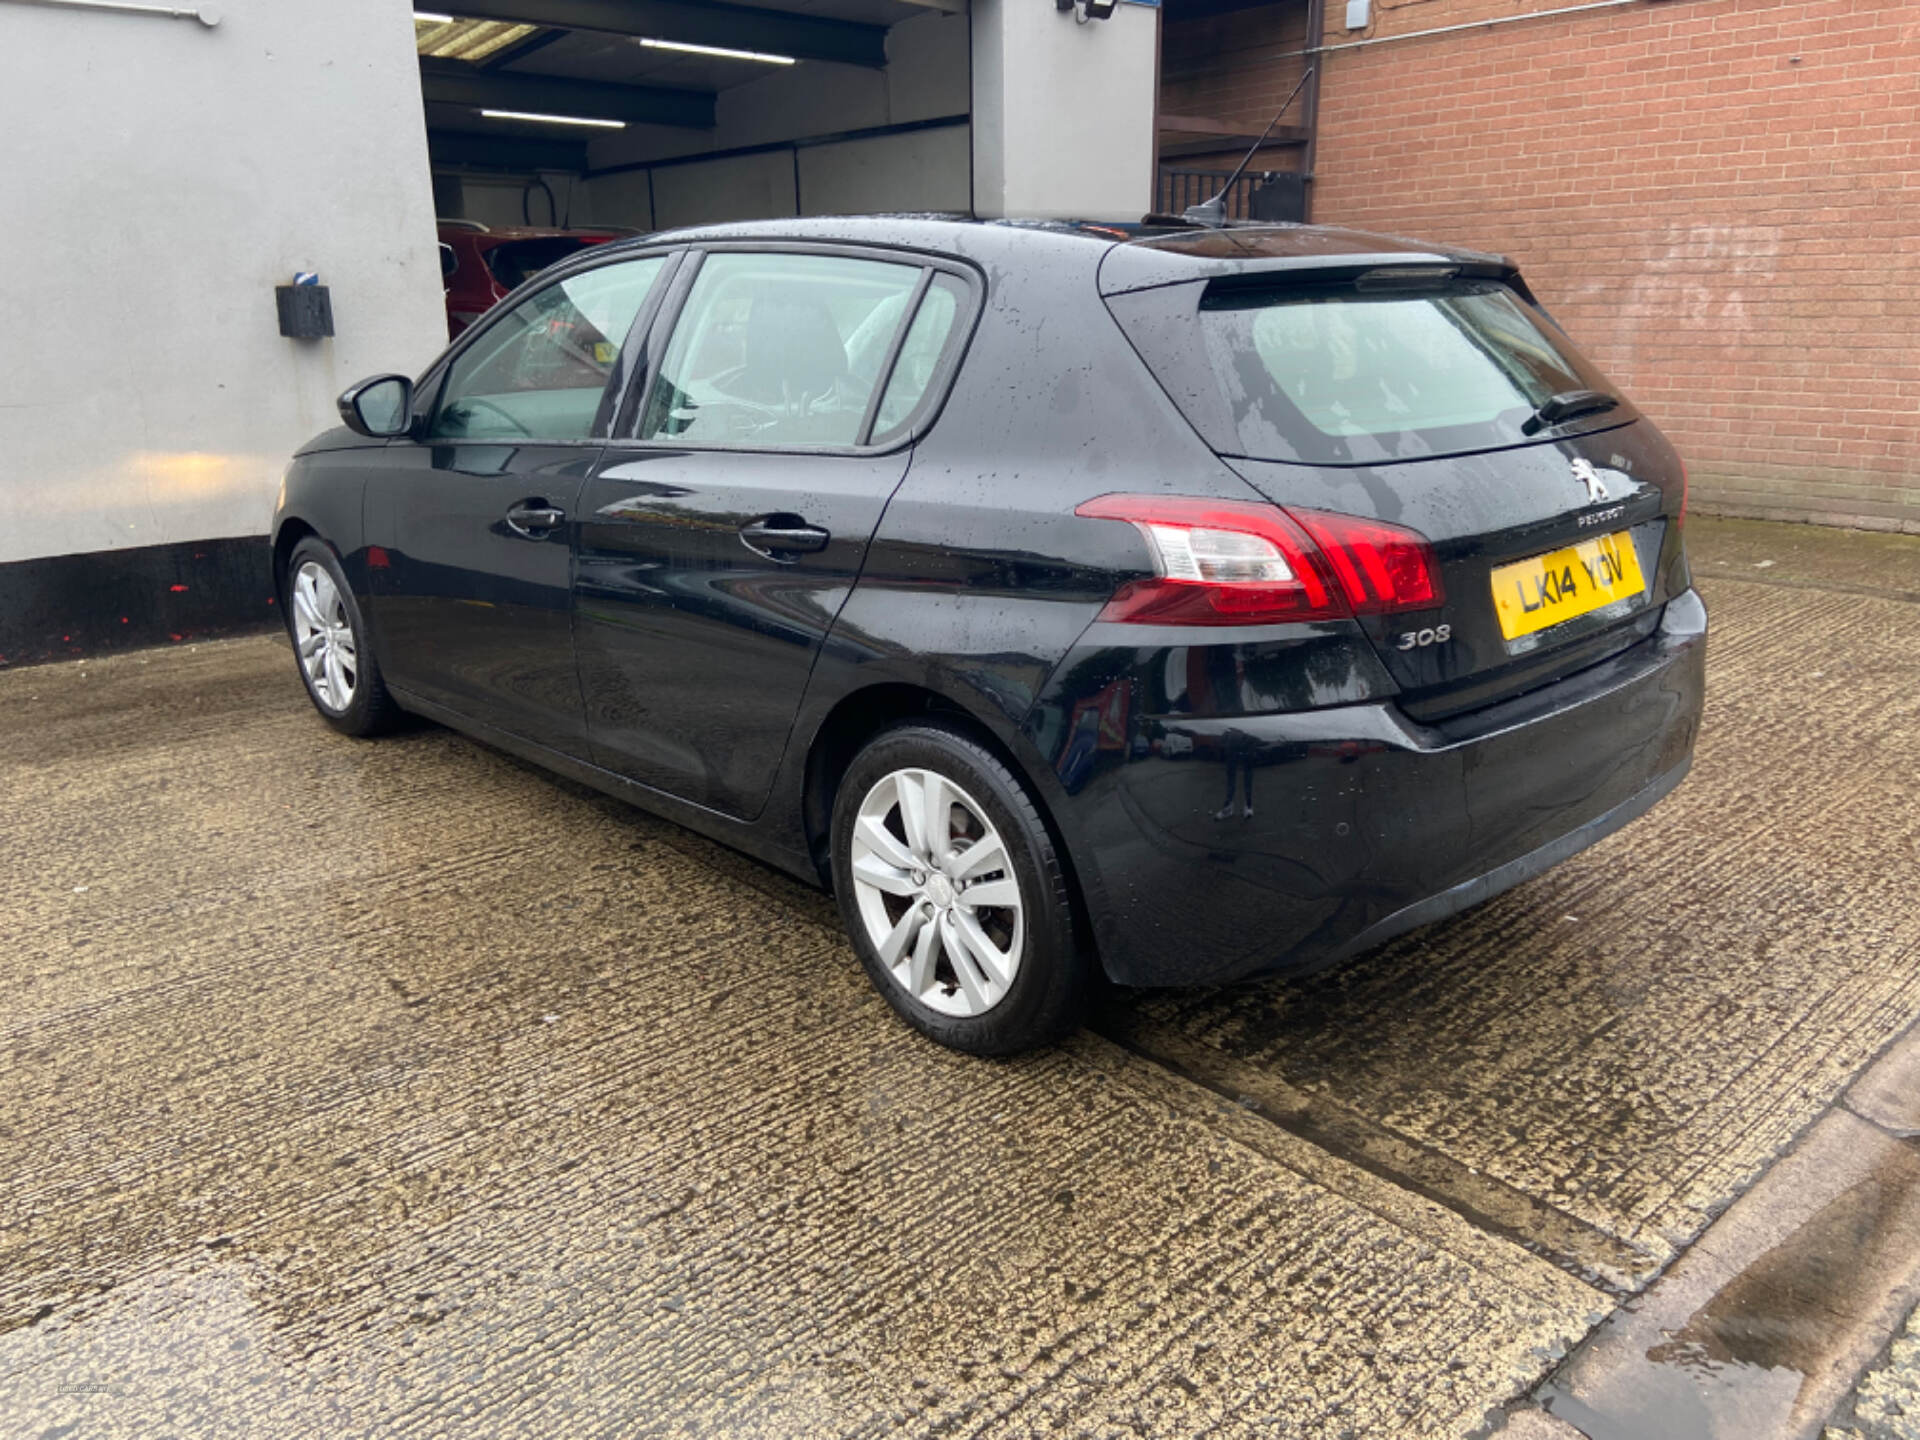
[291, 560, 357, 714]
[849, 767, 1025, 1019]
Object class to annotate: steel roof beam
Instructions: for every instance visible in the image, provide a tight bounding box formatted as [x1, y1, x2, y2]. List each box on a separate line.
[426, 128, 592, 172]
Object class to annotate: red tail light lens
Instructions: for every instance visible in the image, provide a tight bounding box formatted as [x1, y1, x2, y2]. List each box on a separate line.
[1075, 494, 1441, 626]
[1290, 508, 1444, 613]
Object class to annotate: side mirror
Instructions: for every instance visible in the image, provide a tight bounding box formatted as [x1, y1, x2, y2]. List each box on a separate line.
[338, 374, 415, 438]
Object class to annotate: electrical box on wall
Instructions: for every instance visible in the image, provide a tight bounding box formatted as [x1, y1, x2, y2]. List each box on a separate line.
[1345, 0, 1370, 28]
[275, 278, 333, 339]
[1250, 172, 1308, 223]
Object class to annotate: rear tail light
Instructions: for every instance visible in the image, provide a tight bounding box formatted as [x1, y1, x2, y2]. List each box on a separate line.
[1074, 494, 1441, 626]
[1290, 508, 1443, 612]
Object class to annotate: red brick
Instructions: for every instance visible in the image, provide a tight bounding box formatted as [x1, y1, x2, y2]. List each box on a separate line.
[1159, 0, 1920, 524]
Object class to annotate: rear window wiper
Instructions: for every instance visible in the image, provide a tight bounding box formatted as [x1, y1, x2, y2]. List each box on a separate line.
[1522, 388, 1620, 435]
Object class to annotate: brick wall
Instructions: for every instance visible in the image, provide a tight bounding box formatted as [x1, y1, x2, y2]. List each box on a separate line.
[1162, 3, 1310, 144]
[1161, 0, 1920, 531]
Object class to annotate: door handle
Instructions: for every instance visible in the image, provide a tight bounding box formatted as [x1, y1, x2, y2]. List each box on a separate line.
[739, 515, 830, 559]
[505, 500, 565, 537]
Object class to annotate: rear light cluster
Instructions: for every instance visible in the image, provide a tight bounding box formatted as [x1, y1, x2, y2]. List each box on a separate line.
[1075, 494, 1442, 627]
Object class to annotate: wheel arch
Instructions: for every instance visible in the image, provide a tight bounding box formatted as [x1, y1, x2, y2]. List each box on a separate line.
[797, 681, 1097, 967]
[271, 519, 318, 607]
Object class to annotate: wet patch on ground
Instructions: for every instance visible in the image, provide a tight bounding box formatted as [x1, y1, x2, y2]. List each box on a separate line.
[1534, 1109, 1920, 1440]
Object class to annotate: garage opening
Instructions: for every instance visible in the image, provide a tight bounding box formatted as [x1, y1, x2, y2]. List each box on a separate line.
[417, 0, 971, 332]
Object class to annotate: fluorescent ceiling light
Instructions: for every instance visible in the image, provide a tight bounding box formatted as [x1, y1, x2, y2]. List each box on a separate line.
[638, 36, 796, 65]
[414, 10, 454, 21]
[417, 18, 535, 60]
[481, 109, 627, 129]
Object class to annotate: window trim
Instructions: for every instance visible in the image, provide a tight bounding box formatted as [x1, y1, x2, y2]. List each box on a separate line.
[856, 266, 935, 446]
[867, 269, 974, 451]
[412, 243, 686, 449]
[607, 239, 983, 460]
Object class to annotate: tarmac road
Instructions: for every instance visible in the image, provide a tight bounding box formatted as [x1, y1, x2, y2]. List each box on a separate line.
[3, 516, 1917, 1439]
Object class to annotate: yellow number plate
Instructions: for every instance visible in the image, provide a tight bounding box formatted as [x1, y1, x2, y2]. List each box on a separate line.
[1489, 531, 1647, 641]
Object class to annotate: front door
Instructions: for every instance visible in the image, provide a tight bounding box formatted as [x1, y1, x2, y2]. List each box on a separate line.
[366, 251, 671, 756]
[574, 250, 969, 818]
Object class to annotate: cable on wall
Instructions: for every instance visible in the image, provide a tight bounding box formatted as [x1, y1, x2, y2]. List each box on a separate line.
[3, 0, 220, 25]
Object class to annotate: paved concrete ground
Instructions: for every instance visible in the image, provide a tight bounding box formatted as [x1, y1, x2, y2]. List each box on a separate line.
[1829, 1303, 1920, 1440]
[1, 516, 1916, 1438]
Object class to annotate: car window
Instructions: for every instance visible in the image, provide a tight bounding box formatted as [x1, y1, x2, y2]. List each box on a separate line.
[430, 256, 665, 442]
[871, 274, 965, 442]
[485, 236, 601, 291]
[638, 252, 922, 449]
[1192, 280, 1620, 465]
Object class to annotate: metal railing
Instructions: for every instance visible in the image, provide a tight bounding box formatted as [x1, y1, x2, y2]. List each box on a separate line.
[1157, 169, 1257, 221]
[1156, 169, 1308, 223]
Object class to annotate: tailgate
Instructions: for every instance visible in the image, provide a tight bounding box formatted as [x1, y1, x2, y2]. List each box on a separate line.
[1226, 422, 1689, 719]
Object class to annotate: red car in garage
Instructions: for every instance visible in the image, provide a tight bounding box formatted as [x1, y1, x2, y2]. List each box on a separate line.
[438, 221, 633, 339]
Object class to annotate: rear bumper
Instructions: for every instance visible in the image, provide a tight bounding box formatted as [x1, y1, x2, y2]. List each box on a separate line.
[1063, 589, 1707, 988]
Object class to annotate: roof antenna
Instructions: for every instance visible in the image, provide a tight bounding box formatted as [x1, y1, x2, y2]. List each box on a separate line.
[1183, 65, 1316, 227]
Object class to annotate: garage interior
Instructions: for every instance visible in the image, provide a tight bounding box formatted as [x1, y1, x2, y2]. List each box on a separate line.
[415, 0, 974, 234]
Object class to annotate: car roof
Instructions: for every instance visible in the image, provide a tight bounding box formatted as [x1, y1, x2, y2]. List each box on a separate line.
[617, 214, 1119, 261]
[600, 215, 1515, 294]
[439, 223, 630, 245]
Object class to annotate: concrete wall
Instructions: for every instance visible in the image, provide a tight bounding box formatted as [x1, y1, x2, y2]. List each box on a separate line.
[0, 0, 447, 565]
[581, 9, 971, 230]
[797, 125, 975, 217]
[970, 0, 1159, 220]
[456, 173, 595, 229]
[652, 151, 801, 229]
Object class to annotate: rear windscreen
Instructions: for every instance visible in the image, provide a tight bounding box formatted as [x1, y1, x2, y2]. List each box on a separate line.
[484, 237, 598, 291]
[1128, 278, 1626, 466]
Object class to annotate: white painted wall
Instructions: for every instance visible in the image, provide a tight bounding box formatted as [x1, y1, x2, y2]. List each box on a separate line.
[0, 0, 446, 565]
[970, 0, 1159, 219]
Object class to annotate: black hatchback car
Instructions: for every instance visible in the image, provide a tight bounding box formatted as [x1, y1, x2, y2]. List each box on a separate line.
[274, 217, 1704, 1054]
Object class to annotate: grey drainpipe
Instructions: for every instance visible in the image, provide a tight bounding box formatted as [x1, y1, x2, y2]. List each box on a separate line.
[1301, 0, 1327, 219]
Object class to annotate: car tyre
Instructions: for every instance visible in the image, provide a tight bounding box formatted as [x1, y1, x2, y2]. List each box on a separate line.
[831, 721, 1090, 1055]
[283, 537, 402, 738]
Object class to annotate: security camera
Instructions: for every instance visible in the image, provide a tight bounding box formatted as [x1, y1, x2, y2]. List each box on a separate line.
[1056, 0, 1119, 19]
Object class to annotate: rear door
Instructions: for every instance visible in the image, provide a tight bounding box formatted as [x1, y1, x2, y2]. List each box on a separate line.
[366, 250, 673, 755]
[575, 246, 974, 817]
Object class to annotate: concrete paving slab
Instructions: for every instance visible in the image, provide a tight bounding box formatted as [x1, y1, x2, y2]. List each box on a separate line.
[1534, 1108, 1920, 1440]
[0, 636, 1602, 1439]
[1689, 516, 1920, 602]
[1825, 1299, 1920, 1439]
[1104, 520, 1920, 1285]
[1848, 1035, 1920, 1140]
[1502, 1411, 1589, 1439]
